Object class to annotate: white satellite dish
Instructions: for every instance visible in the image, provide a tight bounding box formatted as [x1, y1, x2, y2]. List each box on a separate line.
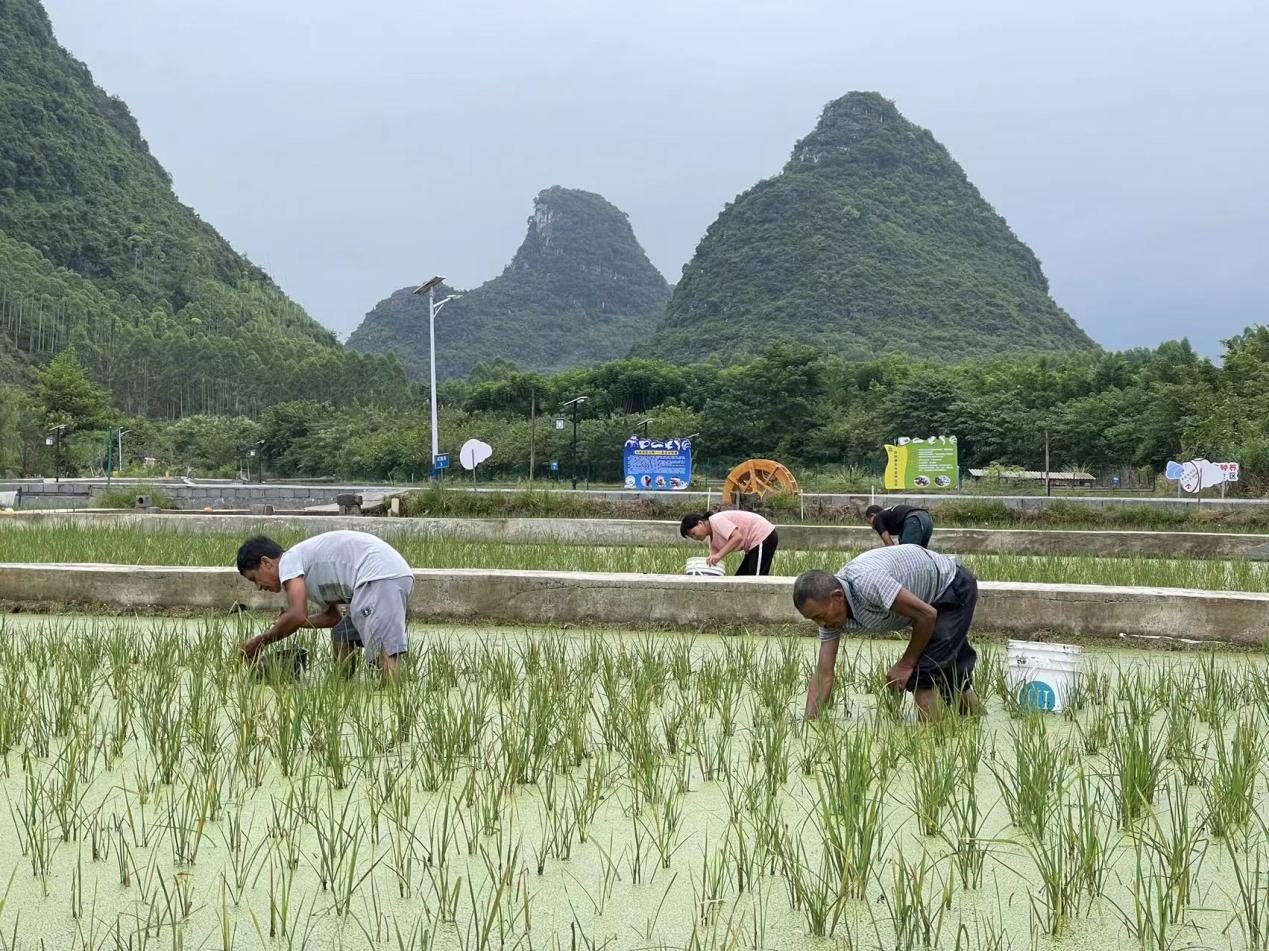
[460, 438, 493, 471]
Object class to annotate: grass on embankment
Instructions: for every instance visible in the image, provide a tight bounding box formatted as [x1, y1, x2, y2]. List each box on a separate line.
[2, 523, 1269, 593]
[397, 486, 1269, 533]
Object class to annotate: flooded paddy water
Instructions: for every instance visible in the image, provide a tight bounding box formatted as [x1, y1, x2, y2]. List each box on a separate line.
[1, 615, 1268, 950]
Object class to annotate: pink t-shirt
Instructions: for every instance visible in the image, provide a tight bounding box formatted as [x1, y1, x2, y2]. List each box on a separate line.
[708, 511, 775, 558]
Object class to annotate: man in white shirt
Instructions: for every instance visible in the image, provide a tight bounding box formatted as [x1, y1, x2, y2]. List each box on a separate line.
[236, 530, 414, 681]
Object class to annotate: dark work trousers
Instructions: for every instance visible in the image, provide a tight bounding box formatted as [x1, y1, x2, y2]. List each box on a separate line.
[898, 510, 935, 547]
[735, 530, 779, 576]
[903, 564, 978, 704]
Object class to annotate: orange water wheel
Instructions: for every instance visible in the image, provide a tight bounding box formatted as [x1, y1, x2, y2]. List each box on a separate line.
[721, 459, 800, 506]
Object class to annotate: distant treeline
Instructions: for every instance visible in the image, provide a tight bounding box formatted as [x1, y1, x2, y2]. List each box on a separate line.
[6, 333, 1268, 494]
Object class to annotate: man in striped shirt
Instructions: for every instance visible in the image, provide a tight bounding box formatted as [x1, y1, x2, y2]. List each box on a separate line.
[793, 545, 983, 721]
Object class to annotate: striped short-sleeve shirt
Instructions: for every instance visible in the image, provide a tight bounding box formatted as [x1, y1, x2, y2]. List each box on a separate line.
[818, 544, 958, 641]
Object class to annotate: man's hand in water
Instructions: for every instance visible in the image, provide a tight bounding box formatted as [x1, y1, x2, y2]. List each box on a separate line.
[886, 658, 915, 692]
[240, 635, 267, 662]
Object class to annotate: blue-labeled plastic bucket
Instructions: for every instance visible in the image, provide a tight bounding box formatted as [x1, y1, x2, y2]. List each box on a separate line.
[1006, 640, 1081, 712]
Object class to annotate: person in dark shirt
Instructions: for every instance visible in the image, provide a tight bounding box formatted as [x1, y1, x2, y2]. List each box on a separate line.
[864, 504, 935, 548]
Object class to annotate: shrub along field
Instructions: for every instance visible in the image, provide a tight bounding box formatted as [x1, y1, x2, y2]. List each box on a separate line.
[1, 618, 1269, 949]
[1, 524, 1268, 593]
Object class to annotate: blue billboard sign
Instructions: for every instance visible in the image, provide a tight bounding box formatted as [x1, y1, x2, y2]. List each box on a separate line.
[623, 436, 692, 491]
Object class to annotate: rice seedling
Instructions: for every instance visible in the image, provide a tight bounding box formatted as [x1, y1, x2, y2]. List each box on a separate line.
[1138, 776, 1206, 921]
[391, 910, 438, 951]
[814, 728, 884, 901]
[1224, 835, 1269, 950]
[693, 725, 731, 783]
[1024, 811, 1082, 936]
[776, 827, 844, 938]
[306, 675, 356, 791]
[752, 713, 792, 793]
[944, 770, 988, 890]
[164, 772, 210, 866]
[989, 715, 1067, 840]
[1116, 841, 1187, 951]
[8, 767, 56, 892]
[1196, 652, 1235, 729]
[1108, 705, 1166, 828]
[1204, 715, 1260, 838]
[1163, 698, 1205, 785]
[879, 851, 951, 950]
[462, 841, 521, 951]
[645, 780, 686, 871]
[48, 733, 93, 842]
[424, 855, 464, 925]
[1068, 769, 1117, 902]
[138, 674, 184, 786]
[269, 686, 305, 779]
[910, 738, 959, 837]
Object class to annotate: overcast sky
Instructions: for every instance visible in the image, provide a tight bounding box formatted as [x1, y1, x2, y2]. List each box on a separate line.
[41, 0, 1269, 356]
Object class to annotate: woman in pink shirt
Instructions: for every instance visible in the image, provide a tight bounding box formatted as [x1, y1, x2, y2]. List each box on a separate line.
[679, 510, 779, 575]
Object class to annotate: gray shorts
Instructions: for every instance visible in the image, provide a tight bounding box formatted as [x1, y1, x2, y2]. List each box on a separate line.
[330, 575, 413, 662]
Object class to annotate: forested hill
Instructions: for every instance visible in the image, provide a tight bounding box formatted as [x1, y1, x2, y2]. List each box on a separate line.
[0, 0, 408, 416]
[347, 187, 670, 381]
[637, 91, 1096, 364]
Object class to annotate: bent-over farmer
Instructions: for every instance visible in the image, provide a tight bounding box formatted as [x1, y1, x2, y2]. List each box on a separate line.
[680, 510, 779, 575]
[794, 545, 982, 721]
[236, 530, 414, 681]
[864, 503, 934, 548]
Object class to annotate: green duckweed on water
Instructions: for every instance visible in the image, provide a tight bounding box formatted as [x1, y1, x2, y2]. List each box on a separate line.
[1, 615, 1269, 949]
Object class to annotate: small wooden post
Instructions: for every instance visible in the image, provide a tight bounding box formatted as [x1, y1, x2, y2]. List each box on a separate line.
[1044, 430, 1051, 497]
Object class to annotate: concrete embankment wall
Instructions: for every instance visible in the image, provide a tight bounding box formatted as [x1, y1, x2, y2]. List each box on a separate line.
[0, 479, 374, 511]
[9, 511, 1269, 561]
[1, 563, 1265, 646]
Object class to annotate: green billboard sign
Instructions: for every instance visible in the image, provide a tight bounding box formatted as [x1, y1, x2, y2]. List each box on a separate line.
[884, 436, 959, 490]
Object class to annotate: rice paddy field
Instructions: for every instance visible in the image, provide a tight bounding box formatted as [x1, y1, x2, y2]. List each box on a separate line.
[4, 617, 1269, 950]
[1, 524, 1268, 593]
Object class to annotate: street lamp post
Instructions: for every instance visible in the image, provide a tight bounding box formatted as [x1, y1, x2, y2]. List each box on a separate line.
[414, 276, 463, 477]
[561, 396, 588, 490]
[638, 418, 654, 438]
[686, 432, 701, 485]
[117, 429, 133, 473]
[45, 425, 68, 483]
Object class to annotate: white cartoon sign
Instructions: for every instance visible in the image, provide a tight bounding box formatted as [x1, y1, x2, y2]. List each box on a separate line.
[1165, 459, 1239, 494]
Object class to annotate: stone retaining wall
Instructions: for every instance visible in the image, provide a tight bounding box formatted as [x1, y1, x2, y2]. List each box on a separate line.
[1, 563, 1263, 645]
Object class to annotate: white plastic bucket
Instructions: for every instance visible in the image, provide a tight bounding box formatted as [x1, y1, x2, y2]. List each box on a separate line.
[1005, 640, 1082, 712]
[684, 556, 725, 578]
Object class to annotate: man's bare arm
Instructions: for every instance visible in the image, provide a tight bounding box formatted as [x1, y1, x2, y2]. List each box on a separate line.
[884, 587, 938, 688]
[304, 605, 343, 629]
[242, 578, 310, 659]
[804, 638, 841, 720]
